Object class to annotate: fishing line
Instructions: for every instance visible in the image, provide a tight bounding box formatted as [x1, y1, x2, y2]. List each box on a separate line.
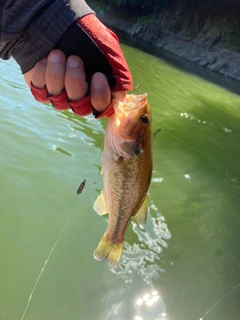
[135, 84, 141, 99]
[20, 142, 104, 320]
[20, 198, 81, 320]
[199, 283, 240, 320]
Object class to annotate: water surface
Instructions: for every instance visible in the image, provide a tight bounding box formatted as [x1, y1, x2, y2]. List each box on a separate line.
[0, 44, 240, 320]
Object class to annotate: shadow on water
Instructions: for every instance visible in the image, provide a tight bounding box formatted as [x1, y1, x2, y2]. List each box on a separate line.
[116, 30, 240, 96]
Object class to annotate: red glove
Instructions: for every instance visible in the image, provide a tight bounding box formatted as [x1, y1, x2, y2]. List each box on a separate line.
[31, 14, 132, 118]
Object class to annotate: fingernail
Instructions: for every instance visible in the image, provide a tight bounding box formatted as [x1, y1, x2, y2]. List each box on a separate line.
[49, 51, 62, 63]
[67, 56, 80, 68]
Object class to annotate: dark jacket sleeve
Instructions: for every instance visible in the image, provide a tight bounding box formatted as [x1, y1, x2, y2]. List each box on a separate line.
[0, 0, 93, 73]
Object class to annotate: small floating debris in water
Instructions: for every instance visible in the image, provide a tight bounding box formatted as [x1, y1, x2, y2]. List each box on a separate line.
[76, 179, 86, 195]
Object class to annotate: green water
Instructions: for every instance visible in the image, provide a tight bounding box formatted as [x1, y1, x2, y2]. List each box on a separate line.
[0, 44, 240, 320]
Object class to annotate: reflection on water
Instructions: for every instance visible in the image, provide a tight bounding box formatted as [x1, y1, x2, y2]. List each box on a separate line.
[111, 210, 171, 286]
[100, 281, 167, 320]
[104, 201, 171, 320]
[135, 290, 168, 320]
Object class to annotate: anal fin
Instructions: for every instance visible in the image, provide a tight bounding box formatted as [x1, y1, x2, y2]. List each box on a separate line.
[93, 191, 108, 215]
[134, 196, 149, 229]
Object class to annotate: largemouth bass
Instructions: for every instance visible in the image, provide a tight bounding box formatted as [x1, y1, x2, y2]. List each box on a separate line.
[93, 93, 152, 267]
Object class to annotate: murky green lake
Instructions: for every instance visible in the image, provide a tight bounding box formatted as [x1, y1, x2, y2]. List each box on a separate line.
[0, 42, 240, 320]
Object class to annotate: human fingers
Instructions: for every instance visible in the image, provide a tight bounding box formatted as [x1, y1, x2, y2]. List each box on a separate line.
[77, 15, 132, 93]
[24, 68, 34, 88]
[46, 49, 66, 96]
[112, 91, 127, 102]
[23, 56, 48, 104]
[90, 72, 111, 113]
[31, 57, 47, 89]
[65, 55, 88, 101]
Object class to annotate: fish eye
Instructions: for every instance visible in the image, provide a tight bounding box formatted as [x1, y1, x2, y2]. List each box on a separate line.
[139, 114, 148, 124]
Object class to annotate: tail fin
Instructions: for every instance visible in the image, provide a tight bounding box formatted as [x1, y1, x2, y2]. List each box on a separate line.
[93, 233, 123, 268]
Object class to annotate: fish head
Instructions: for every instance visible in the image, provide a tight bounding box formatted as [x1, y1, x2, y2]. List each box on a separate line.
[107, 93, 152, 159]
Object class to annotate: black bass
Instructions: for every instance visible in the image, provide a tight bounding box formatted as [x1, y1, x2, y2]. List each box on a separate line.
[93, 93, 152, 267]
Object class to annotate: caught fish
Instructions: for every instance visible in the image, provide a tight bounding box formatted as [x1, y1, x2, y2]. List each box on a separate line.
[93, 93, 152, 267]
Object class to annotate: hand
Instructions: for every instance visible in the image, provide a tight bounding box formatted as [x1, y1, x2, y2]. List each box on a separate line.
[24, 49, 127, 117]
[24, 14, 132, 118]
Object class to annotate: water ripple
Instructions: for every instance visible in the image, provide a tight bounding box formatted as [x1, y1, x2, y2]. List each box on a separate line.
[111, 211, 171, 286]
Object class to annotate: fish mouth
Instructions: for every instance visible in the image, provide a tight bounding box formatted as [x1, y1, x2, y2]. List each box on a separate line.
[113, 93, 148, 114]
[107, 93, 150, 159]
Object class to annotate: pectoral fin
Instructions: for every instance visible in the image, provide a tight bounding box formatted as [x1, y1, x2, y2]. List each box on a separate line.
[93, 191, 108, 215]
[134, 196, 149, 229]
